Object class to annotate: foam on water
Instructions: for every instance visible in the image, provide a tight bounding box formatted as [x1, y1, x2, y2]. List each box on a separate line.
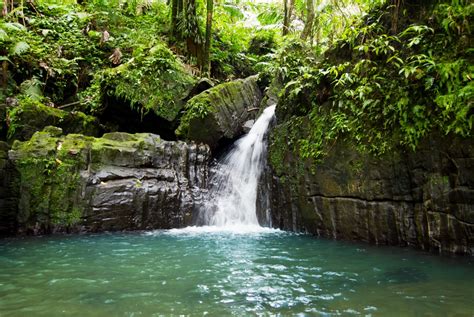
[154, 225, 282, 236]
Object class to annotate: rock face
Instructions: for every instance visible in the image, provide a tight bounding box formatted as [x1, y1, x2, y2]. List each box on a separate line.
[176, 75, 263, 149]
[7, 98, 101, 141]
[264, 134, 474, 255]
[6, 129, 210, 235]
[0, 142, 18, 236]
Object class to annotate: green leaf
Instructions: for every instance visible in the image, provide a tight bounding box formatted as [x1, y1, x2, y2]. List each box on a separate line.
[2, 22, 27, 32]
[20, 78, 43, 101]
[222, 4, 244, 20]
[0, 29, 8, 41]
[0, 56, 12, 64]
[11, 41, 30, 55]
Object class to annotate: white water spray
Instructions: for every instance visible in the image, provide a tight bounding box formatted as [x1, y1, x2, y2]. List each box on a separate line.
[200, 105, 276, 228]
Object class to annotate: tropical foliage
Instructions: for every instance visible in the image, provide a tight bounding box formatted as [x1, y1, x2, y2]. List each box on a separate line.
[271, 0, 473, 165]
[1, 0, 471, 167]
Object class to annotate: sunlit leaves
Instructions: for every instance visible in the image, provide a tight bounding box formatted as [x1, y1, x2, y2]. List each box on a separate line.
[10, 41, 30, 55]
[277, 0, 473, 161]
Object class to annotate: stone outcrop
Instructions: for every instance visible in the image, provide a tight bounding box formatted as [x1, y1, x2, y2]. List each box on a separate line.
[176, 75, 263, 149]
[6, 98, 101, 141]
[6, 129, 210, 235]
[264, 134, 474, 255]
[0, 142, 18, 236]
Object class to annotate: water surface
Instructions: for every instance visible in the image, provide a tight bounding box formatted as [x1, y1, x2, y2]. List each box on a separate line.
[0, 228, 473, 316]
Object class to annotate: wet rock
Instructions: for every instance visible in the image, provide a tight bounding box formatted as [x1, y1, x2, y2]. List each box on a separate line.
[7, 130, 210, 234]
[6, 98, 100, 141]
[242, 120, 255, 133]
[263, 133, 474, 255]
[184, 78, 215, 102]
[176, 75, 263, 149]
[0, 142, 18, 236]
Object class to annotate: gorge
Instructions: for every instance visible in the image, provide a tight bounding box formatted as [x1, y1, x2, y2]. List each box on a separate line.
[0, 0, 473, 315]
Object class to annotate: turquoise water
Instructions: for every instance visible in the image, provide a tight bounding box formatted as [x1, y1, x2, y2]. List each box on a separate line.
[0, 228, 473, 316]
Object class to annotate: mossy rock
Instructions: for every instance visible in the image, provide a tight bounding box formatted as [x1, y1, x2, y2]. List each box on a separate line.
[176, 75, 263, 148]
[99, 42, 196, 123]
[8, 130, 165, 233]
[7, 98, 101, 142]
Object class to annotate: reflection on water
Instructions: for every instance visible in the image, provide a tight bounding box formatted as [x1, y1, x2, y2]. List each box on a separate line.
[0, 230, 473, 316]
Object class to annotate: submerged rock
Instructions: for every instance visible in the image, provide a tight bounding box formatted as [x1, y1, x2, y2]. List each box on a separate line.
[176, 75, 263, 149]
[382, 267, 429, 284]
[6, 129, 210, 234]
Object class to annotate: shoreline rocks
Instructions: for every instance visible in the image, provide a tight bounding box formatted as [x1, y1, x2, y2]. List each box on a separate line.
[4, 130, 210, 235]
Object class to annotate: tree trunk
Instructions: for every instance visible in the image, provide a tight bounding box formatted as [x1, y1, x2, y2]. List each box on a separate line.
[2, 0, 9, 16]
[171, 0, 178, 37]
[391, 0, 403, 34]
[300, 0, 315, 40]
[282, 0, 294, 36]
[202, 0, 213, 75]
[1, 60, 7, 90]
[177, 0, 183, 17]
[174, 0, 184, 40]
[185, 0, 202, 61]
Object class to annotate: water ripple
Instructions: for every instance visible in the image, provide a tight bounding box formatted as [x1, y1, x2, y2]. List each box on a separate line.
[0, 232, 473, 316]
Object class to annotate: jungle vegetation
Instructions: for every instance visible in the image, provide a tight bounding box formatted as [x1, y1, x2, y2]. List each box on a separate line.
[0, 0, 472, 162]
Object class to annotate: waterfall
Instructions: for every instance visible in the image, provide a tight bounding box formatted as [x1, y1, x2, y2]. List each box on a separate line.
[199, 105, 276, 228]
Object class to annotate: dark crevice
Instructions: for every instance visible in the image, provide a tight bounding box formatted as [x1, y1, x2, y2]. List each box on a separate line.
[211, 135, 243, 161]
[98, 96, 178, 141]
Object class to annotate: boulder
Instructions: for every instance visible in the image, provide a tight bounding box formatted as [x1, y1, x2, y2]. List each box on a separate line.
[6, 98, 100, 141]
[7, 130, 210, 234]
[176, 75, 263, 149]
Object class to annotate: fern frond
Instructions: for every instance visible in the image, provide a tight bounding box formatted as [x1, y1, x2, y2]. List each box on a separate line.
[0, 56, 13, 64]
[20, 78, 44, 101]
[0, 29, 8, 41]
[11, 41, 30, 55]
[2, 22, 27, 32]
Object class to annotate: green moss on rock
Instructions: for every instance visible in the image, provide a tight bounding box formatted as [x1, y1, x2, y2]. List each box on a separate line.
[7, 98, 100, 142]
[176, 76, 263, 148]
[9, 129, 165, 233]
[89, 42, 196, 122]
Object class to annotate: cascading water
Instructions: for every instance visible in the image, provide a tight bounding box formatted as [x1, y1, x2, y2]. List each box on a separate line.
[198, 105, 276, 228]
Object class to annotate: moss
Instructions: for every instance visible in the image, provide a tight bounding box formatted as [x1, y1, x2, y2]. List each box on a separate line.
[268, 117, 310, 177]
[92, 42, 196, 122]
[175, 92, 217, 141]
[176, 76, 261, 144]
[13, 130, 88, 231]
[7, 97, 100, 142]
[11, 130, 163, 232]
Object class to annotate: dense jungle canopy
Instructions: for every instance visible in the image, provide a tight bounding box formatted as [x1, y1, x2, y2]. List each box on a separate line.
[0, 0, 472, 159]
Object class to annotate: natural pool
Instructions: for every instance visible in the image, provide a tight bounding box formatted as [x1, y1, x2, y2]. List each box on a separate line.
[0, 227, 473, 316]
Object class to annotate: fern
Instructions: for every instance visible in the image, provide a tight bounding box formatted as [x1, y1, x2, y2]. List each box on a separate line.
[20, 78, 44, 101]
[0, 56, 12, 64]
[2, 22, 27, 32]
[0, 29, 8, 41]
[10, 41, 30, 55]
[221, 4, 245, 21]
